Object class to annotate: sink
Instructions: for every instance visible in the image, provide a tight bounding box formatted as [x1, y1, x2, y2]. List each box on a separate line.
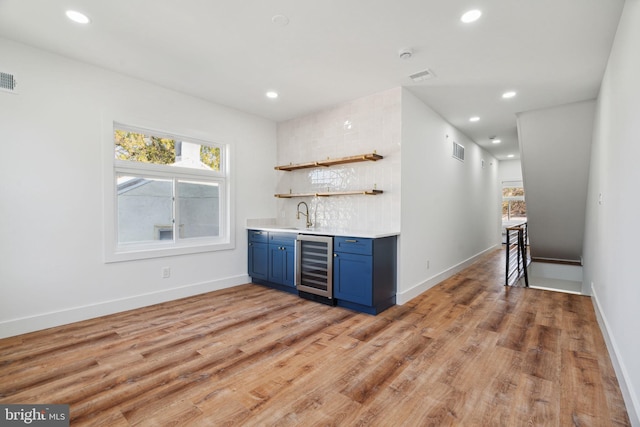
[277, 226, 318, 232]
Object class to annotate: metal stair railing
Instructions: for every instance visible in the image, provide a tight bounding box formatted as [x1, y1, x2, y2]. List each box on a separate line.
[505, 222, 530, 287]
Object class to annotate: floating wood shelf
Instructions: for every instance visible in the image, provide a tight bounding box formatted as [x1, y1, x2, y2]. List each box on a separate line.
[275, 152, 383, 171]
[275, 190, 383, 198]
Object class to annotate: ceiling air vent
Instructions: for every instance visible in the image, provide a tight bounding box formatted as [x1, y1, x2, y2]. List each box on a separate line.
[452, 141, 465, 161]
[0, 72, 17, 93]
[409, 69, 435, 82]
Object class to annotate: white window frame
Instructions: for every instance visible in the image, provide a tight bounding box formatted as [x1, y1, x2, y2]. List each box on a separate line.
[502, 180, 526, 222]
[104, 119, 234, 262]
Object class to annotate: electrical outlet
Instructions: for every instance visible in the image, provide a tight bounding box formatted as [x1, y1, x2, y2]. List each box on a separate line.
[426, 260, 430, 270]
[162, 267, 171, 279]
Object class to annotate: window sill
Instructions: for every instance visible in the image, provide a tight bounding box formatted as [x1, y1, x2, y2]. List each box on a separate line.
[105, 240, 234, 263]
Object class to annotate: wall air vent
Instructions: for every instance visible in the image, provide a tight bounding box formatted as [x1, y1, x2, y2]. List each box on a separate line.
[409, 69, 435, 82]
[452, 141, 465, 161]
[0, 72, 17, 93]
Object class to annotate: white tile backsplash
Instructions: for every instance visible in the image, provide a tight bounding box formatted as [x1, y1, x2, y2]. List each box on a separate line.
[276, 87, 401, 232]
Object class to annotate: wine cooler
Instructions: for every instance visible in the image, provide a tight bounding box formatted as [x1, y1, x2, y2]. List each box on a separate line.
[295, 234, 333, 299]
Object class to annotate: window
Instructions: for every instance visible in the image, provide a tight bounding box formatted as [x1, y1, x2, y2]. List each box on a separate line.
[106, 123, 231, 261]
[502, 181, 527, 221]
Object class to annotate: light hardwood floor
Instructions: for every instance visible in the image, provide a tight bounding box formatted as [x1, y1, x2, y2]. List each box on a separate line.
[0, 249, 630, 426]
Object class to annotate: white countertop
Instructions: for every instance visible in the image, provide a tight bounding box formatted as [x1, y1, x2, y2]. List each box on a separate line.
[246, 224, 399, 239]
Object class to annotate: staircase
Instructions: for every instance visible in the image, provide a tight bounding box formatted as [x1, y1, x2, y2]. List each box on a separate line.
[515, 100, 596, 294]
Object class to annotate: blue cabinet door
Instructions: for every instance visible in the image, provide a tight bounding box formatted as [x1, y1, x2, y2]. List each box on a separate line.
[334, 251, 373, 305]
[248, 242, 268, 280]
[269, 244, 285, 284]
[269, 244, 295, 288]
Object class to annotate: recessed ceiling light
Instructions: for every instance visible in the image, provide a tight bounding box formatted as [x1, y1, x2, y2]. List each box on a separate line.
[66, 10, 90, 24]
[461, 9, 482, 23]
[469, 116, 480, 122]
[502, 91, 517, 99]
[507, 154, 515, 158]
[266, 91, 279, 99]
[492, 139, 502, 144]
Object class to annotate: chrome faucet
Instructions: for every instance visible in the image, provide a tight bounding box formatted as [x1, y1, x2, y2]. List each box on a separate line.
[296, 201, 313, 228]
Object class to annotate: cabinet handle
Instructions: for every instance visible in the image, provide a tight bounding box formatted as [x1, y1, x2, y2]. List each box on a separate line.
[249, 243, 252, 246]
[334, 253, 338, 257]
[345, 239, 358, 243]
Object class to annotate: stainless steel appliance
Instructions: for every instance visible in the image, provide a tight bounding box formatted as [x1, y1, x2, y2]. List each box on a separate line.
[296, 234, 333, 299]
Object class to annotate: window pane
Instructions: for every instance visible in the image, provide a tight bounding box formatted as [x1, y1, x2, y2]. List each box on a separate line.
[117, 175, 173, 243]
[115, 128, 221, 172]
[502, 185, 527, 221]
[502, 200, 527, 221]
[177, 180, 220, 239]
[173, 141, 220, 172]
[510, 200, 527, 219]
[200, 144, 221, 171]
[502, 187, 525, 197]
[115, 130, 176, 165]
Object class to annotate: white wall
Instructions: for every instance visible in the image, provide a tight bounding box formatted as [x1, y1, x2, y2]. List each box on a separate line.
[583, 0, 640, 423]
[398, 88, 501, 302]
[498, 159, 523, 184]
[276, 88, 401, 232]
[0, 38, 277, 338]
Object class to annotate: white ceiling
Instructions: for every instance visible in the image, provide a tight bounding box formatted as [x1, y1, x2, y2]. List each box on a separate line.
[0, 0, 625, 160]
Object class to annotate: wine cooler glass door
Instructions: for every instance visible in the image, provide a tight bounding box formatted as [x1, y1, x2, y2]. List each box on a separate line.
[296, 235, 333, 298]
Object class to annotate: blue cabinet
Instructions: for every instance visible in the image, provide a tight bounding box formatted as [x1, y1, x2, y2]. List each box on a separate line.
[334, 251, 373, 303]
[248, 230, 268, 281]
[248, 230, 296, 294]
[333, 236, 396, 315]
[268, 233, 296, 288]
[248, 230, 397, 313]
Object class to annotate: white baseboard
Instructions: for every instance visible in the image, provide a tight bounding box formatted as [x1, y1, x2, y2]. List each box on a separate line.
[0, 275, 250, 339]
[396, 244, 500, 305]
[591, 285, 640, 426]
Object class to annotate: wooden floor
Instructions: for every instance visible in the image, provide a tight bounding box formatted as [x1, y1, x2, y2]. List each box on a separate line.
[0, 249, 630, 426]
